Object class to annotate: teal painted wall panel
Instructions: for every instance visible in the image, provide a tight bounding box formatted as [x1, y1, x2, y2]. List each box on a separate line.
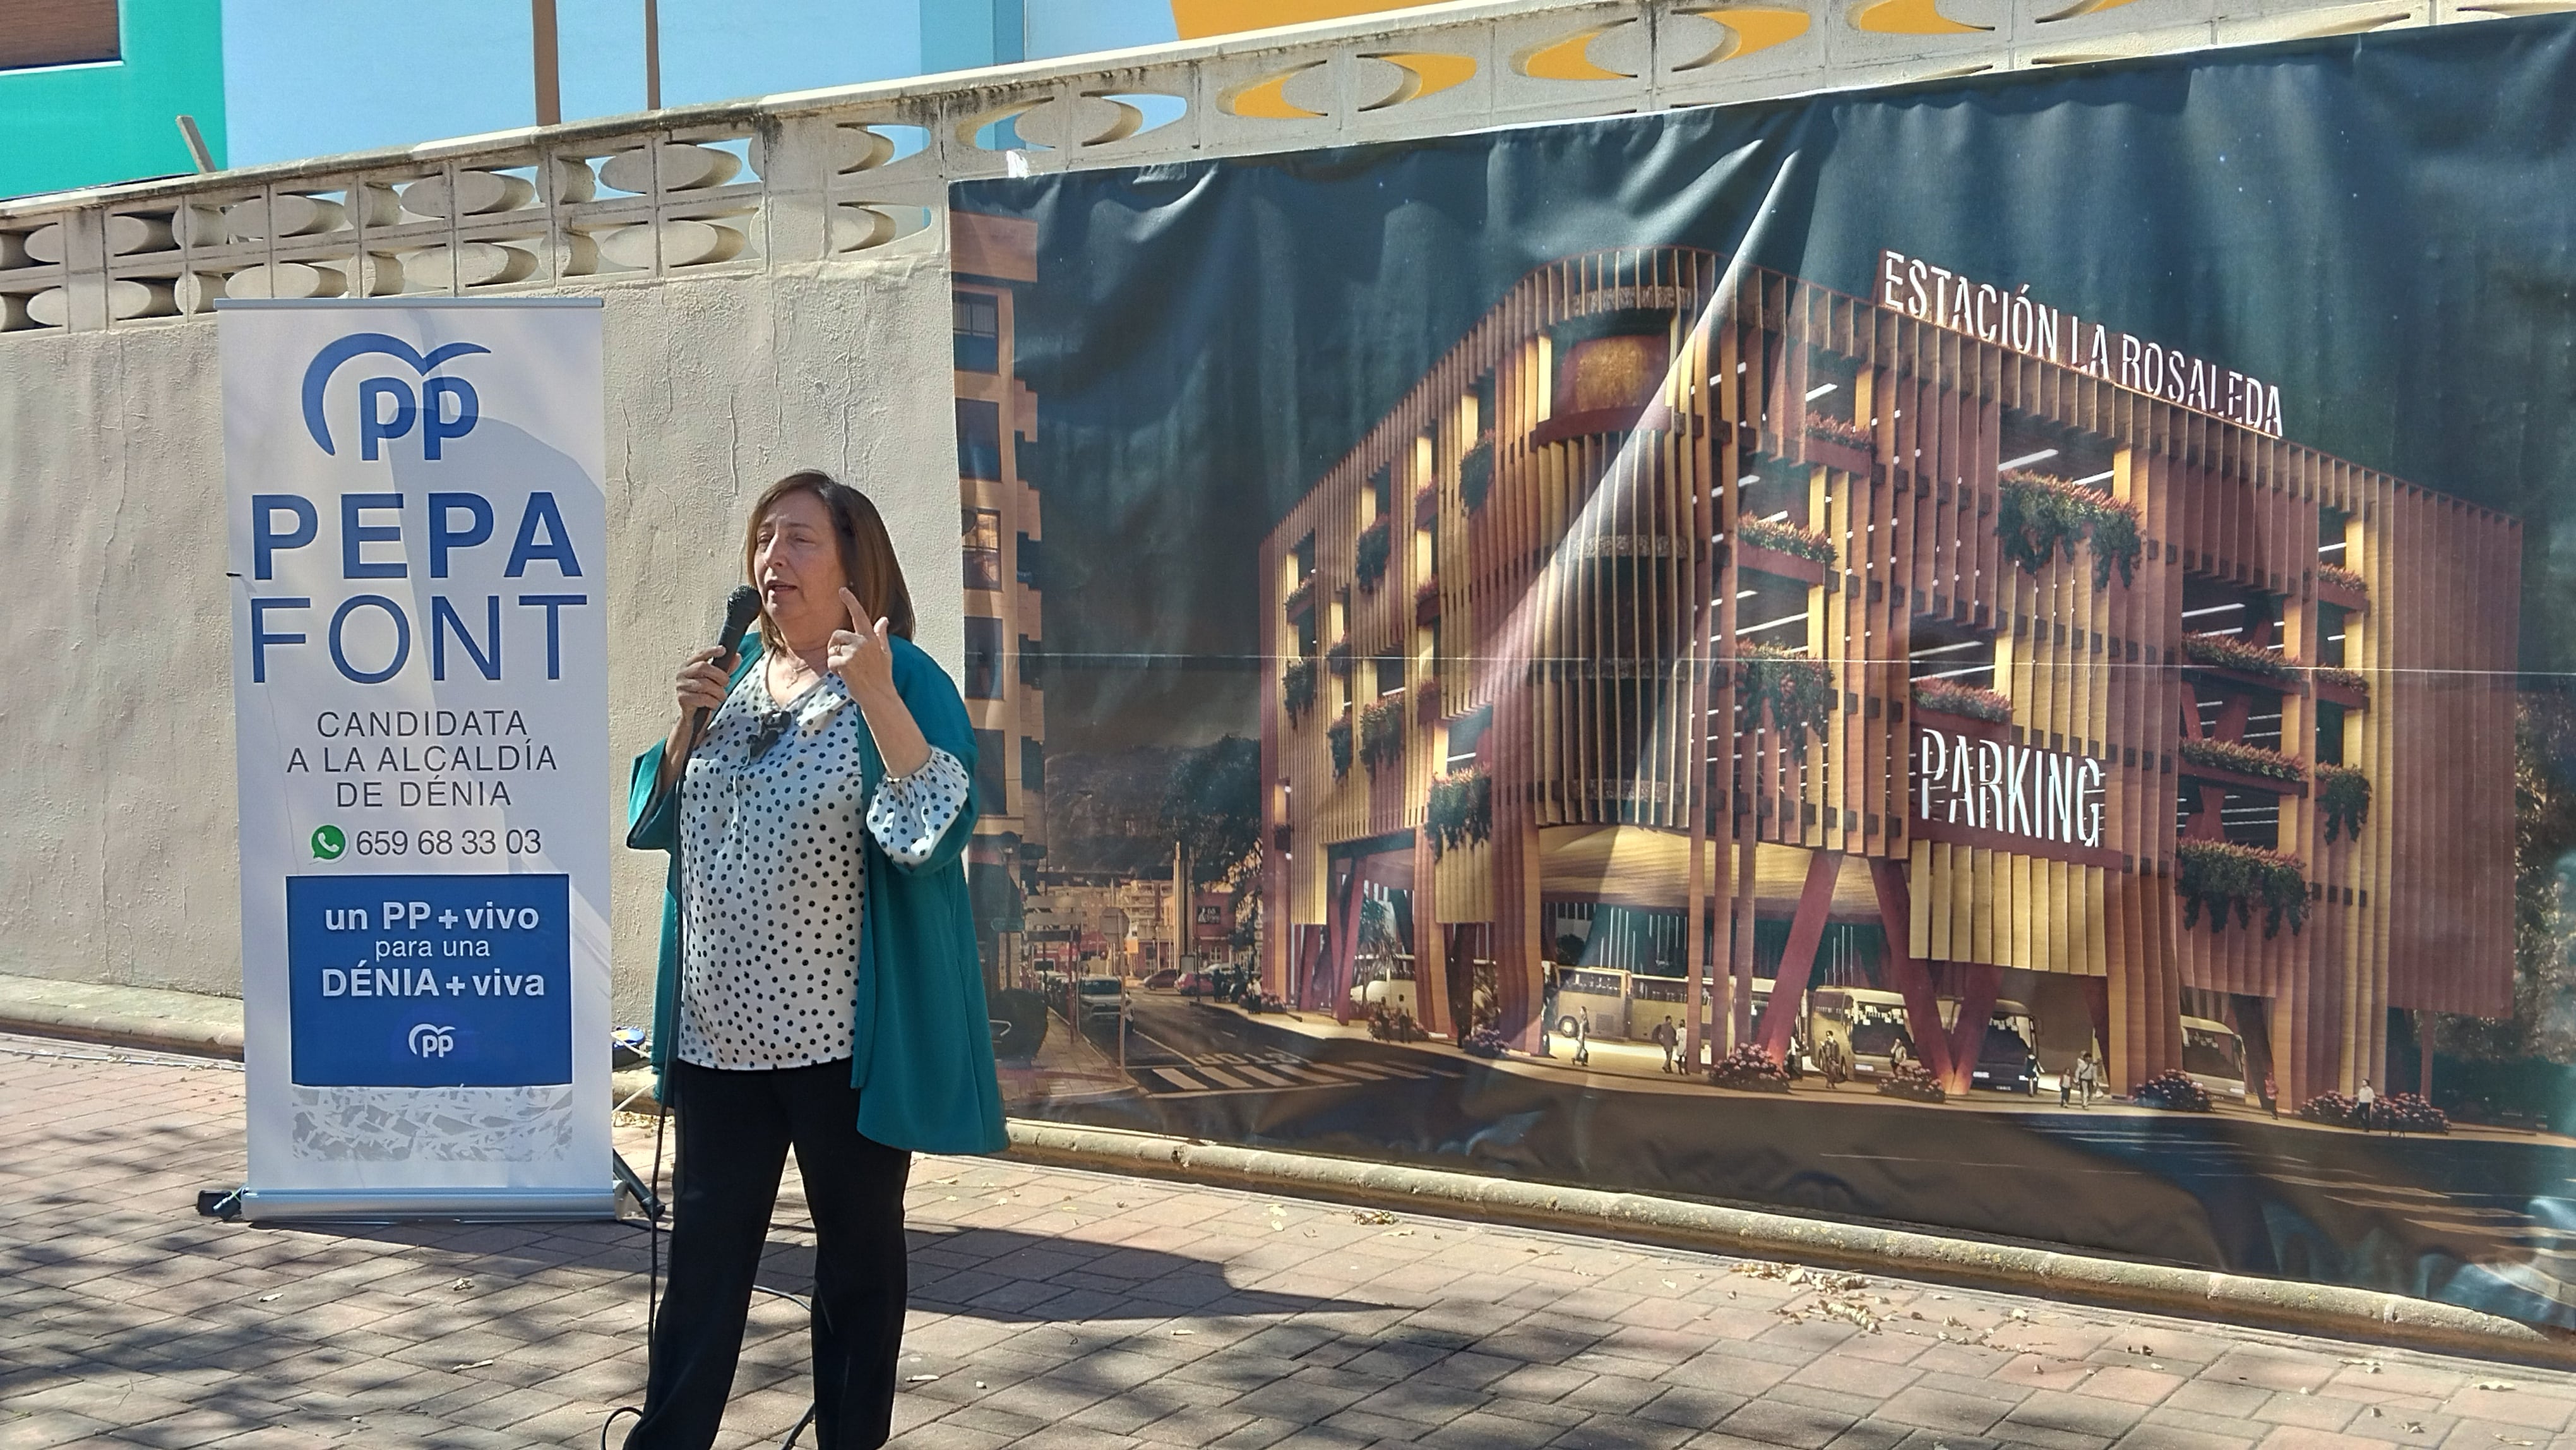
[0, 0, 227, 200]
[922, 0, 1020, 75]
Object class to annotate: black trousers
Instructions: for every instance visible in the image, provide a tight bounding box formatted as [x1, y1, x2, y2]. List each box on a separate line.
[625, 1058, 912, 1450]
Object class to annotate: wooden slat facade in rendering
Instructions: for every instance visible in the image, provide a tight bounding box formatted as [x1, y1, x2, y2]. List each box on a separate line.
[1256, 247, 2518, 1101]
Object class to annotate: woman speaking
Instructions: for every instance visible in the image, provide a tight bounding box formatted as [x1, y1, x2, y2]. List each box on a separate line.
[623, 470, 1006, 1449]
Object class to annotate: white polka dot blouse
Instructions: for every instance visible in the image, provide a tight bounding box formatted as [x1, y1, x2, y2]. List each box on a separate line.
[673, 661, 970, 1072]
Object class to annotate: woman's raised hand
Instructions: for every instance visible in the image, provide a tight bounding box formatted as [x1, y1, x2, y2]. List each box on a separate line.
[673, 645, 732, 724]
[829, 587, 897, 698]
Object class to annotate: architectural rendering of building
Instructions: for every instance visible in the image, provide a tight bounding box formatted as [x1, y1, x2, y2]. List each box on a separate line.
[952, 209, 1047, 992]
[1257, 247, 2519, 1104]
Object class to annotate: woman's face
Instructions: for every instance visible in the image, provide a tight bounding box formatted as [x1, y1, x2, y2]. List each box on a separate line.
[753, 491, 850, 643]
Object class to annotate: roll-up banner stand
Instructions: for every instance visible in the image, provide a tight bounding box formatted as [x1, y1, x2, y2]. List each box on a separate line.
[220, 298, 614, 1221]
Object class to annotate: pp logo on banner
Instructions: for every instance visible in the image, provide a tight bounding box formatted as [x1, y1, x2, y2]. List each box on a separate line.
[302, 333, 487, 461]
[407, 1024, 458, 1058]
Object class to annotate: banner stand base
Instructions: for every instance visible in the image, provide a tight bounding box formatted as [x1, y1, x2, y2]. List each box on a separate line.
[233, 1185, 623, 1223]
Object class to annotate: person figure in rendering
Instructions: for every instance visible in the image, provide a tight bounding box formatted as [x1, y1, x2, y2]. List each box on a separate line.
[1654, 1015, 1678, 1073]
[623, 471, 1004, 1450]
[2073, 1051, 2098, 1108]
[2356, 1077, 2378, 1133]
[1538, 968, 1558, 1058]
[2264, 1070, 2281, 1119]
[2058, 1058, 2073, 1107]
[1573, 1007, 1592, 1067]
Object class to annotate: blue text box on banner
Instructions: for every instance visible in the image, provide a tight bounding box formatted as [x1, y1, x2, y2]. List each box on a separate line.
[286, 873, 571, 1088]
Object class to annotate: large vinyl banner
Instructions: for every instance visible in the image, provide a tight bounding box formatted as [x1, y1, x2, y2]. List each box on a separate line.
[223, 298, 614, 1220]
[950, 17, 2576, 1324]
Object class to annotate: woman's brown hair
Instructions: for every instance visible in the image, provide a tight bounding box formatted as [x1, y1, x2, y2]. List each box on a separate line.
[741, 470, 917, 642]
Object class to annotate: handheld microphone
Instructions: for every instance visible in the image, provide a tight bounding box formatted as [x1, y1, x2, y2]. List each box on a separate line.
[687, 585, 763, 752]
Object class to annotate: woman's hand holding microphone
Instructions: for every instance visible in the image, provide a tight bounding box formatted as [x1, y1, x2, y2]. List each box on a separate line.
[674, 646, 734, 722]
[659, 645, 737, 788]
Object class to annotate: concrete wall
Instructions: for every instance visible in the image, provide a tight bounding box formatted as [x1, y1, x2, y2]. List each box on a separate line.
[0, 255, 959, 1024]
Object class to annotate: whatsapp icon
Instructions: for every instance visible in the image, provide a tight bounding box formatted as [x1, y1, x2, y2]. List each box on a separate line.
[311, 825, 347, 861]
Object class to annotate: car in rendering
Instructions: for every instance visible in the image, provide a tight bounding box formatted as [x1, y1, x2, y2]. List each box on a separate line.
[1967, 1001, 2039, 1093]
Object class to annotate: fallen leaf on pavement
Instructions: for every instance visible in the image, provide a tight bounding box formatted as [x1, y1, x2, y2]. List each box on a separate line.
[453, 1360, 495, 1371]
[906, 1374, 939, 1383]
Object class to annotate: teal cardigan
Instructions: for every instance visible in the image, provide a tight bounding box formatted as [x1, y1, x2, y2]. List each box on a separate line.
[625, 630, 1008, 1156]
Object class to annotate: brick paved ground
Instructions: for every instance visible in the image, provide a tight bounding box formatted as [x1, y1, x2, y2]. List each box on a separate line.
[6, 1031, 2576, 1450]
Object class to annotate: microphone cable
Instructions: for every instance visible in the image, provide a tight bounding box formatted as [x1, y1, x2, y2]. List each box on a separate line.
[600, 1129, 826, 1450]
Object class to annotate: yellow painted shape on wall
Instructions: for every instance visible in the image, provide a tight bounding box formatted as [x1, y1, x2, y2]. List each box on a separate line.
[1515, 27, 1636, 82]
[953, 104, 1039, 149]
[1851, 0, 1992, 33]
[1674, 6, 1811, 66]
[1361, 51, 1477, 108]
[1171, 0, 1450, 40]
[1225, 64, 1329, 119]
